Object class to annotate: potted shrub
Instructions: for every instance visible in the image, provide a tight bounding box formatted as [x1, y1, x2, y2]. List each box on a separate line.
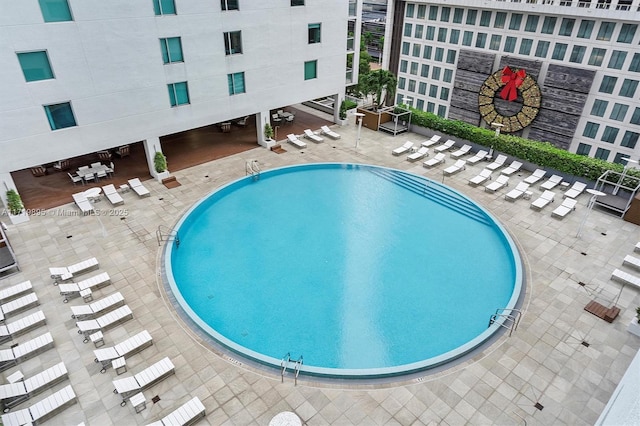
[5, 189, 28, 224]
[153, 152, 170, 182]
[264, 123, 274, 141]
[627, 306, 640, 337]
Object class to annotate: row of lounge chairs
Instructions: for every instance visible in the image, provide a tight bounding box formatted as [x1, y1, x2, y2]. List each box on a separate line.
[286, 126, 341, 149]
[0, 362, 68, 412]
[72, 178, 150, 213]
[1, 384, 77, 426]
[0, 332, 54, 373]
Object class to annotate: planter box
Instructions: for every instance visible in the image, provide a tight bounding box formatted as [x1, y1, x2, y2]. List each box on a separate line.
[8, 212, 29, 225]
[154, 170, 170, 183]
[260, 138, 277, 149]
[627, 318, 640, 337]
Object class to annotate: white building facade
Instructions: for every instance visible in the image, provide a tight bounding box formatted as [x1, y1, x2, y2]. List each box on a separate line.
[388, 0, 640, 164]
[0, 0, 361, 208]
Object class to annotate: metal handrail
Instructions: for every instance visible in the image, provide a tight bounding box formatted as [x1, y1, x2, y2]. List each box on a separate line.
[156, 225, 180, 247]
[280, 353, 290, 383]
[294, 356, 303, 386]
[488, 308, 522, 337]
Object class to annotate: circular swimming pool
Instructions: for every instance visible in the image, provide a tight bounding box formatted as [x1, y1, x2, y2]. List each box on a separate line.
[165, 163, 523, 378]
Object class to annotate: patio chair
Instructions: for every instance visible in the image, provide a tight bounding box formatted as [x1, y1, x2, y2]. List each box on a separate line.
[0, 310, 46, 344]
[1, 384, 76, 426]
[286, 134, 307, 149]
[128, 178, 150, 197]
[115, 145, 130, 158]
[468, 169, 492, 186]
[70, 291, 125, 320]
[421, 135, 442, 148]
[0, 361, 68, 412]
[0, 280, 33, 305]
[563, 181, 587, 199]
[486, 154, 507, 171]
[49, 257, 99, 283]
[67, 172, 84, 186]
[392, 141, 414, 156]
[112, 357, 176, 406]
[285, 115, 295, 124]
[93, 330, 153, 373]
[0, 293, 39, 322]
[540, 174, 563, 190]
[485, 175, 509, 193]
[220, 122, 231, 133]
[423, 153, 446, 168]
[103, 184, 124, 206]
[407, 146, 429, 162]
[530, 190, 555, 210]
[450, 144, 472, 158]
[97, 151, 112, 161]
[504, 182, 530, 201]
[30, 166, 46, 177]
[0, 332, 54, 373]
[53, 159, 71, 172]
[106, 161, 115, 177]
[304, 129, 324, 143]
[501, 161, 523, 176]
[272, 114, 282, 125]
[154, 397, 206, 426]
[443, 160, 466, 175]
[321, 125, 341, 140]
[551, 198, 578, 219]
[434, 139, 456, 153]
[236, 116, 249, 127]
[466, 150, 489, 165]
[524, 168, 547, 185]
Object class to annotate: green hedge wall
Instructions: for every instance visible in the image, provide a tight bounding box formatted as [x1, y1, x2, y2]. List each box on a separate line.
[407, 107, 637, 183]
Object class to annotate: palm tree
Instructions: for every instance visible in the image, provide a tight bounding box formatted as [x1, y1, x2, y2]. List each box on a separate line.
[360, 69, 397, 107]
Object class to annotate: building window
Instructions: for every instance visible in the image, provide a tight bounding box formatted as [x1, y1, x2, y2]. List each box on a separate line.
[440, 87, 450, 101]
[577, 20, 594, 38]
[594, 148, 610, 160]
[599, 76, 617, 93]
[601, 126, 619, 143]
[437, 105, 446, 117]
[583, 122, 599, 138]
[462, 31, 473, 46]
[154, 0, 176, 15]
[588, 48, 606, 66]
[630, 53, 640, 72]
[610, 103, 628, 121]
[405, 3, 414, 18]
[401, 42, 410, 55]
[576, 143, 591, 156]
[453, 8, 463, 24]
[569, 46, 586, 63]
[449, 29, 460, 44]
[38, 0, 72, 22]
[504, 37, 517, 53]
[541, 17, 557, 34]
[420, 64, 429, 77]
[404, 23, 412, 37]
[226, 72, 245, 95]
[223, 31, 243, 55]
[408, 79, 416, 92]
[416, 99, 424, 110]
[304, 61, 317, 80]
[446, 50, 456, 64]
[427, 102, 435, 113]
[410, 62, 418, 75]
[168, 82, 190, 106]
[524, 15, 539, 32]
[414, 25, 424, 39]
[621, 131, 639, 148]
[535, 41, 550, 58]
[398, 77, 406, 90]
[308, 23, 321, 44]
[432, 67, 441, 80]
[443, 69, 453, 83]
[597, 21, 615, 41]
[476, 33, 487, 49]
[434, 48, 444, 62]
[608, 50, 626, 69]
[519, 39, 533, 55]
[429, 84, 438, 97]
[428, 5, 438, 20]
[400, 60, 407, 73]
[17, 51, 54, 82]
[559, 18, 575, 36]
[426, 26, 435, 41]
[417, 5, 426, 19]
[418, 82, 427, 95]
[591, 99, 608, 117]
[291, 0, 304, 6]
[631, 107, 640, 125]
[466, 9, 477, 25]
[437, 28, 447, 42]
[613, 153, 629, 164]
[221, 0, 239, 10]
[479, 11, 491, 27]
[489, 35, 501, 50]
[44, 102, 76, 130]
[509, 14, 522, 30]
[617, 23, 637, 43]
[160, 37, 183, 63]
[423, 46, 432, 59]
[620, 79, 639, 98]
[494, 12, 506, 29]
[440, 7, 450, 22]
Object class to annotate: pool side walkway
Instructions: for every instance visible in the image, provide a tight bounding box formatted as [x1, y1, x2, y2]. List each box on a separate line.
[1, 119, 640, 425]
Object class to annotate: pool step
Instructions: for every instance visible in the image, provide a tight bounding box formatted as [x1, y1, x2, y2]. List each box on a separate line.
[368, 168, 492, 226]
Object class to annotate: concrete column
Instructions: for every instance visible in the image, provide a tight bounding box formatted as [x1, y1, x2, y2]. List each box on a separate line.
[334, 93, 345, 124]
[142, 137, 168, 181]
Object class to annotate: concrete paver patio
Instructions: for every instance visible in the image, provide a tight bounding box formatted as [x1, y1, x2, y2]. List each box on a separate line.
[1, 118, 640, 425]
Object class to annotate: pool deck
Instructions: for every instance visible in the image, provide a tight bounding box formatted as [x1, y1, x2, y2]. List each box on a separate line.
[2, 114, 640, 425]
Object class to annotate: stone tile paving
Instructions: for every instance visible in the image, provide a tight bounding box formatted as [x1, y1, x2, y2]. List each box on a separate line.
[1, 118, 639, 425]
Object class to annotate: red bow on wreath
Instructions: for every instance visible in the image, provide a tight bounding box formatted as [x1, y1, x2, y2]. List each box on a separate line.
[500, 66, 526, 102]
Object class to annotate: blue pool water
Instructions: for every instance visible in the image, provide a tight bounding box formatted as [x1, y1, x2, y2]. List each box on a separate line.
[165, 163, 522, 378]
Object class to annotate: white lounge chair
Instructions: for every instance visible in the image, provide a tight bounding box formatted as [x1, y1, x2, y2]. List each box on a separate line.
[611, 268, 640, 289]
[1, 384, 76, 426]
[469, 169, 492, 186]
[434, 139, 456, 153]
[0, 311, 46, 344]
[0, 281, 33, 305]
[320, 125, 341, 140]
[72, 192, 94, 214]
[501, 161, 523, 176]
[486, 154, 507, 171]
[287, 134, 307, 149]
[563, 181, 587, 199]
[485, 175, 509, 193]
[58, 271, 111, 303]
[466, 150, 489, 165]
[504, 182, 530, 201]
[303, 129, 324, 143]
[623, 255, 640, 272]
[407, 147, 429, 162]
[0, 293, 39, 322]
[112, 357, 176, 405]
[151, 396, 206, 426]
[450, 144, 472, 158]
[443, 160, 466, 175]
[76, 305, 133, 343]
[93, 330, 153, 373]
[551, 198, 577, 218]
[524, 168, 547, 185]
[0, 332, 54, 373]
[128, 178, 150, 198]
[635, 242, 640, 254]
[70, 291, 125, 320]
[392, 141, 414, 155]
[421, 135, 442, 148]
[49, 257, 99, 283]
[102, 184, 124, 206]
[530, 190, 556, 210]
[540, 174, 563, 190]
[0, 362, 68, 412]
[423, 153, 446, 168]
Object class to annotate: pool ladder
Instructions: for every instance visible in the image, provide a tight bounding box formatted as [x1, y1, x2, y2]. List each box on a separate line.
[156, 225, 180, 247]
[281, 353, 303, 386]
[245, 160, 261, 181]
[488, 308, 521, 337]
